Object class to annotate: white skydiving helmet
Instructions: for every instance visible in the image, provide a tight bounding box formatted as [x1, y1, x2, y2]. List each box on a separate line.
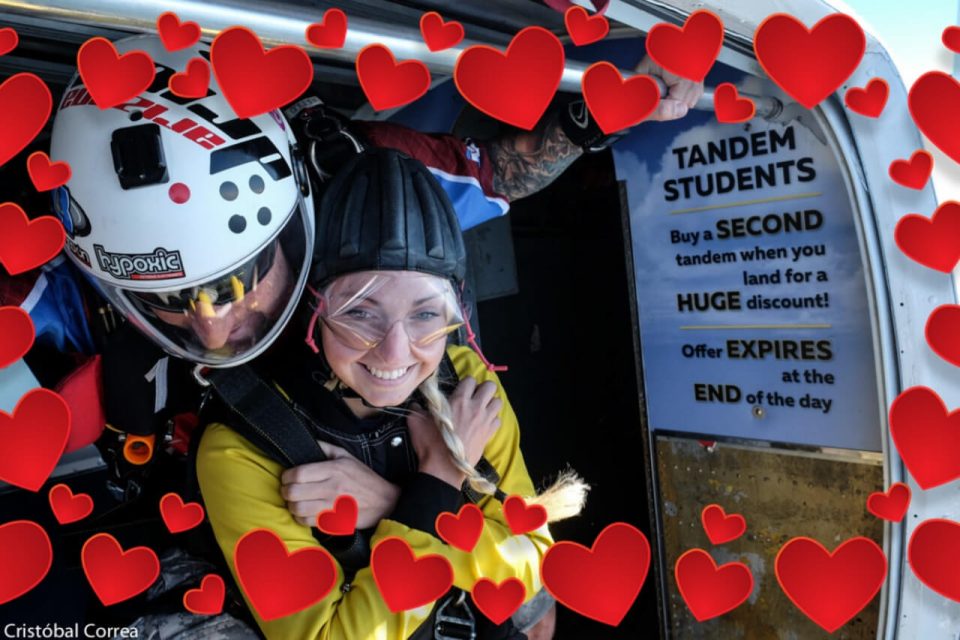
[49, 34, 314, 366]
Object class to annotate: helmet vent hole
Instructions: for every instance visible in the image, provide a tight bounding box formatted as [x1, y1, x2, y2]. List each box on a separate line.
[228, 215, 246, 233]
[220, 181, 239, 201]
[129, 111, 144, 122]
[257, 207, 271, 225]
[249, 175, 265, 194]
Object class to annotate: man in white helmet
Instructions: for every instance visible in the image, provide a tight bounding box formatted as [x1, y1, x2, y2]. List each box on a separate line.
[51, 35, 315, 368]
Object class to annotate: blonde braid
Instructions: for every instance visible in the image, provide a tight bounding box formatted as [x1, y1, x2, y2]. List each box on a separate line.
[420, 372, 498, 495]
[418, 372, 590, 523]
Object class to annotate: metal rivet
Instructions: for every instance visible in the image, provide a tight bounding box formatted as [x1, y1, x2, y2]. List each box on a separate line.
[390, 436, 403, 447]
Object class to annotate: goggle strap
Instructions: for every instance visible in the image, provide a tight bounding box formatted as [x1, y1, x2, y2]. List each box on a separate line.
[458, 282, 507, 373]
[305, 295, 325, 354]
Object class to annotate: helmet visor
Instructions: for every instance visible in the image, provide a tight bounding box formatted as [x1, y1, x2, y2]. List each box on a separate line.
[121, 197, 311, 366]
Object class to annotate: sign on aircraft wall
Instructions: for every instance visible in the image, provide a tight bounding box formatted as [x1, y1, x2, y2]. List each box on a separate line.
[615, 107, 881, 451]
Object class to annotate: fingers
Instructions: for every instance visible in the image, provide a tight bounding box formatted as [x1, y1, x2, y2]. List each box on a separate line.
[651, 98, 689, 121]
[286, 497, 332, 519]
[281, 479, 330, 501]
[453, 376, 478, 399]
[316, 439, 352, 461]
[669, 79, 703, 110]
[633, 54, 703, 122]
[281, 461, 336, 486]
[473, 379, 498, 407]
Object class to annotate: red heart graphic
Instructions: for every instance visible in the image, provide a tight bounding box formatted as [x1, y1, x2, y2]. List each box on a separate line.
[894, 201, 960, 273]
[0, 202, 65, 275]
[356, 44, 432, 111]
[0, 73, 52, 169]
[889, 150, 933, 190]
[866, 482, 911, 522]
[675, 549, 753, 621]
[754, 13, 865, 109]
[0, 388, 70, 492]
[844, 78, 888, 117]
[420, 12, 464, 52]
[582, 62, 660, 135]
[160, 492, 205, 533]
[183, 574, 225, 615]
[0, 27, 18, 56]
[211, 27, 313, 120]
[942, 26, 960, 53]
[156, 12, 201, 52]
[48, 483, 94, 525]
[926, 305, 960, 368]
[316, 494, 358, 536]
[541, 522, 651, 626]
[564, 7, 609, 47]
[700, 504, 746, 545]
[890, 386, 960, 490]
[0, 306, 34, 368]
[436, 503, 484, 552]
[471, 578, 526, 625]
[372, 537, 453, 612]
[82, 533, 160, 606]
[713, 83, 755, 123]
[305, 8, 348, 49]
[0, 520, 51, 605]
[168, 58, 209, 100]
[775, 537, 886, 633]
[454, 27, 565, 131]
[235, 529, 337, 620]
[909, 72, 960, 164]
[646, 10, 724, 82]
[77, 37, 156, 110]
[502, 495, 547, 535]
[27, 151, 71, 192]
[908, 518, 960, 602]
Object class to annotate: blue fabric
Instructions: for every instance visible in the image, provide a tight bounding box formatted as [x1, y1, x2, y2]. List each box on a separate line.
[430, 170, 508, 231]
[29, 258, 95, 355]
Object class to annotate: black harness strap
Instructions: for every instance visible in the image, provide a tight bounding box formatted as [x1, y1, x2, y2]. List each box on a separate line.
[205, 365, 327, 467]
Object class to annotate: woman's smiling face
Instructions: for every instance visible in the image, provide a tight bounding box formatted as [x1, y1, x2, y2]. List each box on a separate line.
[320, 271, 459, 408]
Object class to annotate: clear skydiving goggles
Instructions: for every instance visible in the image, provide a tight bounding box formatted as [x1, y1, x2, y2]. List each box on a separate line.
[305, 272, 465, 354]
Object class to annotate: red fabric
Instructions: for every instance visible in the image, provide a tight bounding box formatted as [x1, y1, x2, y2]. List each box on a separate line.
[54, 354, 106, 453]
[351, 120, 509, 203]
[169, 412, 199, 456]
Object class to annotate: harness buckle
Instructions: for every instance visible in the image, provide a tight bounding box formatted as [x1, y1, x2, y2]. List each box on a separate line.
[434, 590, 476, 640]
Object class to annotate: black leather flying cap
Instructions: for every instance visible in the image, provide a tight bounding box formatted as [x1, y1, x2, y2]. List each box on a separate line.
[312, 147, 467, 286]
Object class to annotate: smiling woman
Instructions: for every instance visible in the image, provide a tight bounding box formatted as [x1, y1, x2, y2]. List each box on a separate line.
[196, 147, 588, 640]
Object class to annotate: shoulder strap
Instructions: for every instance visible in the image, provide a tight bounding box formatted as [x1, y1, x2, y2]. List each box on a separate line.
[205, 365, 327, 467]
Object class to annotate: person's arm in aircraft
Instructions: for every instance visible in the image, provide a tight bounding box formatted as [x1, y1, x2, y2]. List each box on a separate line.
[297, 56, 702, 229]
[487, 55, 704, 201]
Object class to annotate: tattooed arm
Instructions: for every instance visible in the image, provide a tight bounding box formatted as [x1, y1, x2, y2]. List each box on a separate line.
[487, 55, 704, 202]
[487, 109, 584, 202]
